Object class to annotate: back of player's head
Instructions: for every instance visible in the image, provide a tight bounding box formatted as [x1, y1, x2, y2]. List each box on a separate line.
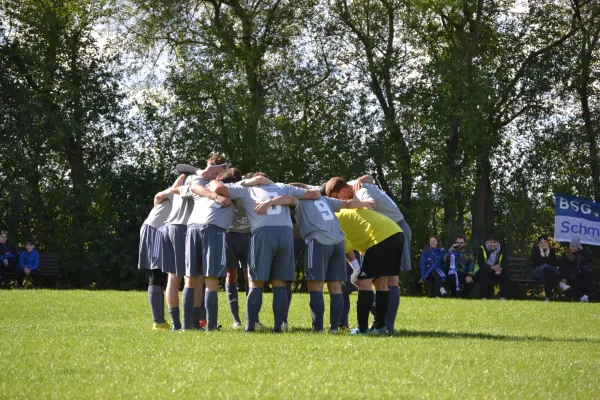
[318, 183, 327, 196]
[207, 153, 227, 167]
[218, 168, 243, 183]
[244, 172, 268, 179]
[325, 177, 347, 197]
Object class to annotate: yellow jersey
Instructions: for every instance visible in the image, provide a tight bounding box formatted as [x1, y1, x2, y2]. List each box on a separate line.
[336, 209, 402, 254]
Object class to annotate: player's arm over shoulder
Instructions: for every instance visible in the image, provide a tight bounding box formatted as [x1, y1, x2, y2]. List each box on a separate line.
[239, 176, 275, 186]
[341, 199, 374, 210]
[299, 189, 320, 200]
[213, 181, 230, 197]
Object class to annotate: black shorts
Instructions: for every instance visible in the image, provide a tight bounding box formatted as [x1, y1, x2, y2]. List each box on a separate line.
[360, 232, 404, 279]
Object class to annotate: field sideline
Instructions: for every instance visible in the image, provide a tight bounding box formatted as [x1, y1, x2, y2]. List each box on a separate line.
[0, 291, 599, 399]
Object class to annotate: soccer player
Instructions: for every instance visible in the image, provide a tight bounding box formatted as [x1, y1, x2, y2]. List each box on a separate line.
[221, 169, 251, 328]
[138, 173, 186, 330]
[334, 208, 404, 334]
[161, 155, 228, 330]
[213, 176, 320, 332]
[258, 183, 372, 333]
[326, 176, 408, 333]
[169, 172, 233, 331]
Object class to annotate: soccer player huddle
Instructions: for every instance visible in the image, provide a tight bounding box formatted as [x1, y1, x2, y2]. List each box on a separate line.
[138, 154, 412, 335]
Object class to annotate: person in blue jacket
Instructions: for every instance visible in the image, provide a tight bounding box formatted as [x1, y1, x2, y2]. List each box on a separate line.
[17, 240, 40, 289]
[0, 231, 17, 284]
[418, 236, 448, 297]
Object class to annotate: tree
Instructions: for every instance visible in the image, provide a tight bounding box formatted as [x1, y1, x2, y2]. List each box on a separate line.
[327, 0, 419, 207]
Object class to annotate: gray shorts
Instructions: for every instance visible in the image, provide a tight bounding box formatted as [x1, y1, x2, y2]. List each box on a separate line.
[248, 226, 294, 282]
[226, 232, 250, 270]
[186, 224, 227, 278]
[162, 224, 187, 276]
[397, 219, 412, 271]
[304, 239, 347, 282]
[138, 224, 164, 270]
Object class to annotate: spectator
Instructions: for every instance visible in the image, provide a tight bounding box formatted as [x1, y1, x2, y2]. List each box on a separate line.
[0, 231, 17, 284]
[530, 235, 566, 302]
[17, 240, 40, 289]
[477, 235, 510, 300]
[418, 236, 447, 297]
[559, 237, 596, 302]
[444, 236, 476, 298]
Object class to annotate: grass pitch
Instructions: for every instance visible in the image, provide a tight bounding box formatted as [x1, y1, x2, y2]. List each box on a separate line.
[0, 290, 599, 399]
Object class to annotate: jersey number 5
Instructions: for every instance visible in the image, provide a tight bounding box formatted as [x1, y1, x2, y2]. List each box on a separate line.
[314, 200, 334, 220]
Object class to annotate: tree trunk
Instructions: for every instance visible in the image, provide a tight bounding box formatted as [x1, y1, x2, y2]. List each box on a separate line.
[442, 111, 461, 243]
[388, 121, 412, 208]
[472, 145, 495, 246]
[577, 45, 600, 201]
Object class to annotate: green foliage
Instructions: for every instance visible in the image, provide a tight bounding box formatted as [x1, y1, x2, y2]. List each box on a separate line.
[1, 0, 600, 286]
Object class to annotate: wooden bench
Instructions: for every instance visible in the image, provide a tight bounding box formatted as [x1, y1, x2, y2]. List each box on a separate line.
[0, 253, 60, 287]
[505, 256, 600, 299]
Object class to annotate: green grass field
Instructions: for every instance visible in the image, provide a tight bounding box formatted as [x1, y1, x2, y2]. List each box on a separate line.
[0, 291, 599, 399]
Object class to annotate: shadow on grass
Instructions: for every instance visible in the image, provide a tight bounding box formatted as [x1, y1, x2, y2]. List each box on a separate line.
[222, 327, 600, 343]
[387, 329, 600, 343]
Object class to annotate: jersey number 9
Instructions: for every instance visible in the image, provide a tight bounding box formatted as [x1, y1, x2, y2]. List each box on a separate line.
[314, 200, 334, 220]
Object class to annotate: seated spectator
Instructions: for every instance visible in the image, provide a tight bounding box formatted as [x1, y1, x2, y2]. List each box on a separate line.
[444, 236, 476, 298]
[559, 237, 596, 302]
[0, 231, 17, 283]
[418, 236, 447, 297]
[477, 235, 510, 300]
[17, 240, 40, 289]
[530, 235, 566, 302]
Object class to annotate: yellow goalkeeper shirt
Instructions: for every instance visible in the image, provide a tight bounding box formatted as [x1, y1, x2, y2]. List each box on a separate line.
[336, 209, 402, 254]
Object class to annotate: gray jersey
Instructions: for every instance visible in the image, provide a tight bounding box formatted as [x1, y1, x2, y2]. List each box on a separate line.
[144, 192, 174, 228]
[295, 197, 344, 245]
[354, 183, 404, 222]
[226, 183, 307, 232]
[230, 204, 251, 233]
[166, 176, 208, 225]
[187, 181, 234, 229]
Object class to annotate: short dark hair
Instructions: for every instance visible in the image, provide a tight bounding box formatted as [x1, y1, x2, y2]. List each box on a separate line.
[207, 153, 227, 166]
[243, 171, 268, 179]
[487, 234, 499, 242]
[217, 168, 243, 184]
[455, 236, 467, 243]
[24, 240, 35, 246]
[318, 183, 327, 196]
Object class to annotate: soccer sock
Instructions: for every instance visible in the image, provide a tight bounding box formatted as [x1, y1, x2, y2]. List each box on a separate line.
[272, 286, 288, 332]
[375, 291, 390, 329]
[340, 293, 350, 328]
[385, 285, 400, 332]
[148, 285, 165, 324]
[182, 287, 195, 330]
[357, 290, 374, 333]
[245, 287, 263, 331]
[371, 291, 377, 316]
[308, 291, 325, 331]
[329, 293, 343, 331]
[285, 282, 292, 324]
[168, 307, 181, 331]
[205, 290, 219, 331]
[226, 283, 241, 323]
[193, 307, 202, 329]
